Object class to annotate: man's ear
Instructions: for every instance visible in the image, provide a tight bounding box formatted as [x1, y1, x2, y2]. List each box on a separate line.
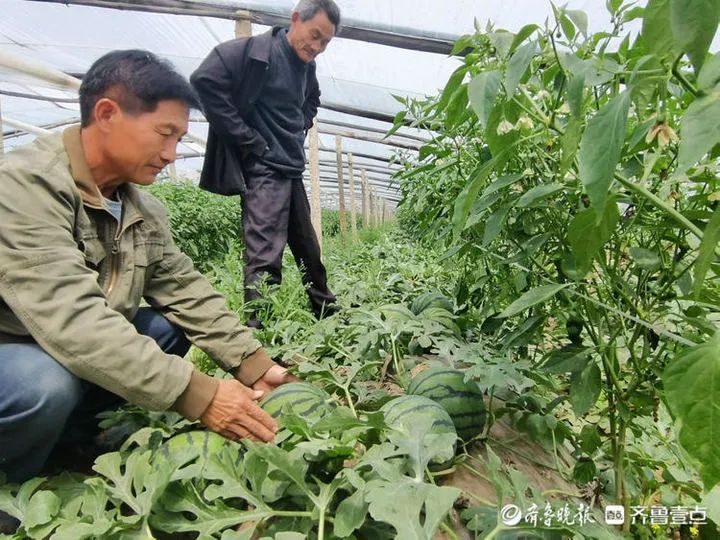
[290, 11, 301, 24]
[93, 98, 122, 132]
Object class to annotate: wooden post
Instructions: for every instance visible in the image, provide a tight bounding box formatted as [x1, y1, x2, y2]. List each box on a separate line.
[234, 10, 252, 37]
[168, 162, 178, 181]
[347, 152, 358, 242]
[361, 169, 370, 227]
[382, 199, 387, 224]
[373, 189, 380, 226]
[335, 135, 347, 236]
[309, 119, 322, 252]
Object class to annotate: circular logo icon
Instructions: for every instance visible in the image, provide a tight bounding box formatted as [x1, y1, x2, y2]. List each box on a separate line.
[501, 504, 523, 526]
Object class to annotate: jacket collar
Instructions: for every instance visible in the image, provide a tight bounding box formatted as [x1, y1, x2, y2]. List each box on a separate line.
[62, 125, 143, 223]
[247, 26, 282, 63]
[247, 26, 316, 69]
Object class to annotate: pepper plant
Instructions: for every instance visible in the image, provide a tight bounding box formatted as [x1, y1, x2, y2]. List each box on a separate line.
[392, 0, 720, 524]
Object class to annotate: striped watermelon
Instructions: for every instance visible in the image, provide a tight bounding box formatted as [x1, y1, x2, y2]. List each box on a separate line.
[410, 292, 454, 315]
[407, 367, 486, 442]
[380, 395, 457, 465]
[260, 381, 335, 422]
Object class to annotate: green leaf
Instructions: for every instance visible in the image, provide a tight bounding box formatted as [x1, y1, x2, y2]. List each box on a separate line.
[437, 66, 468, 112]
[663, 333, 720, 489]
[541, 346, 591, 374]
[517, 184, 564, 208]
[468, 70, 502, 128]
[698, 52, 720, 90]
[152, 483, 266, 537]
[629, 247, 662, 271]
[505, 41, 537, 96]
[23, 490, 60, 530]
[567, 74, 586, 118]
[452, 143, 518, 235]
[387, 417, 457, 478]
[580, 424, 603, 453]
[694, 205, 720, 298]
[679, 91, 720, 171]
[641, 0, 678, 58]
[578, 91, 631, 218]
[445, 84, 469, 130]
[489, 31, 514, 59]
[509, 24, 539, 54]
[560, 13, 577, 41]
[566, 10, 589, 37]
[568, 202, 621, 277]
[560, 117, 583, 178]
[365, 479, 460, 540]
[498, 283, 570, 318]
[482, 204, 513, 245]
[386, 110, 407, 138]
[244, 443, 316, 503]
[570, 362, 602, 416]
[486, 100, 521, 157]
[334, 489, 368, 538]
[481, 173, 523, 197]
[671, 0, 720, 73]
[573, 458, 598, 483]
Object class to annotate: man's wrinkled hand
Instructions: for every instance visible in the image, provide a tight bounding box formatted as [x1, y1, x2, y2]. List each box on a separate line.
[201, 379, 278, 443]
[252, 364, 299, 397]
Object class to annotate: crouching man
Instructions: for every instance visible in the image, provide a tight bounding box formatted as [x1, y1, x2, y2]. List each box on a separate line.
[0, 50, 294, 487]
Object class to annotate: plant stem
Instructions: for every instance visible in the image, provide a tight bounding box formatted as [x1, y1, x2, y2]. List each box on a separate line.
[672, 55, 699, 97]
[614, 172, 704, 240]
[343, 386, 358, 418]
[318, 507, 326, 540]
[440, 521, 460, 540]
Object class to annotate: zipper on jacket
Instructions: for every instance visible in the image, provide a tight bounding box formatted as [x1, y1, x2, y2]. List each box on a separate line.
[105, 223, 122, 297]
[105, 213, 144, 298]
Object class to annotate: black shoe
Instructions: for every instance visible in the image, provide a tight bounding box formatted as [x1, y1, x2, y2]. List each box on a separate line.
[314, 303, 341, 320]
[0, 510, 20, 535]
[246, 318, 264, 330]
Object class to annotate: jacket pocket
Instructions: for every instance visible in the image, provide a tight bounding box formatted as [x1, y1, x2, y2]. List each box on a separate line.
[134, 238, 164, 268]
[80, 236, 107, 268]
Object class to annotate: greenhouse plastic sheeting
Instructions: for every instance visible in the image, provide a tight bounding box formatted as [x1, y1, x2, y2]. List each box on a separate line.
[1, 0, 647, 200]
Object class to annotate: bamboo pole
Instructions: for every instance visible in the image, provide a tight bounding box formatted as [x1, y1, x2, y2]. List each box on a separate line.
[347, 153, 358, 242]
[309, 120, 323, 252]
[3, 117, 52, 137]
[335, 135, 347, 237]
[0, 50, 81, 91]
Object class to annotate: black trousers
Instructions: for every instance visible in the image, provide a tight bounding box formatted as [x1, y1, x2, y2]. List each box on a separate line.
[241, 158, 336, 319]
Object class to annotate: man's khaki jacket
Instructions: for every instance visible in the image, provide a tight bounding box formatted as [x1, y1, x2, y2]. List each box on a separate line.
[0, 126, 274, 419]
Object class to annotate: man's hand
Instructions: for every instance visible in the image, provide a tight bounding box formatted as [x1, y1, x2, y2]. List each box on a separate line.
[201, 379, 278, 442]
[252, 364, 299, 397]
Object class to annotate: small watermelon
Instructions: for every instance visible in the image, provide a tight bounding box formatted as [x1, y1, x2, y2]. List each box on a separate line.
[407, 367, 486, 442]
[380, 394, 457, 465]
[260, 381, 335, 422]
[410, 292, 454, 315]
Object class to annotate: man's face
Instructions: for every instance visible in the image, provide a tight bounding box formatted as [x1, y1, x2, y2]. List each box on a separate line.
[287, 10, 335, 63]
[104, 99, 189, 186]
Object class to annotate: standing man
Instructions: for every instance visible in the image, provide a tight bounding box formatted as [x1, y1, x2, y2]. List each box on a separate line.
[191, 0, 341, 328]
[0, 50, 293, 494]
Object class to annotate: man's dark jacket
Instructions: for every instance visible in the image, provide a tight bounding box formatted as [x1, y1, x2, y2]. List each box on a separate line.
[191, 27, 321, 195]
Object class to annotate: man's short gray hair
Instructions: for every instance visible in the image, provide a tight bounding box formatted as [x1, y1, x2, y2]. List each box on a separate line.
[294, 0, 341, 32]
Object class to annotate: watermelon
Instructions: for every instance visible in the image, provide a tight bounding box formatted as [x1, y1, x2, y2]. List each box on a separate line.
[410, 292, 454, 315]
[260, 381, 335, 422]
[380, 394, 457, 465]
[407, 367, 486, 442]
